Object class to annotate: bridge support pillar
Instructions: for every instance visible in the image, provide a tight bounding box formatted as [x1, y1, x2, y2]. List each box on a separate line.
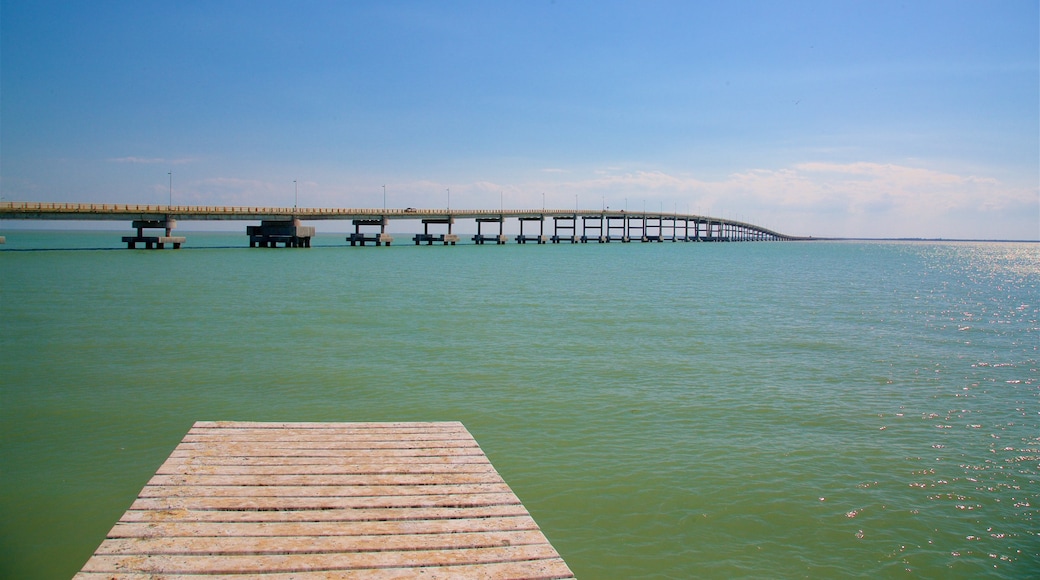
[516, 216, 547, 244]
[606, 215, 628, 242]
[247, 219, 315, 248]
[641, 216, 663, 242]
[348, 218, 393, 246]
[473, 217, 507, 245]
[414, 217, 459, 245]
[580, 215, 606, 243]
[551, 215, 579, 243]
[123, 218, 186, 249]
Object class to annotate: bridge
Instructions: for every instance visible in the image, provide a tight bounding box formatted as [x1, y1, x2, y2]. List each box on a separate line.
[0, 201, 798, 248]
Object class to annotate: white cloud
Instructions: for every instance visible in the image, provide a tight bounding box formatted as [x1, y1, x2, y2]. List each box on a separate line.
[731, 162, 1036, 238]
[510, 162, 1038, 239]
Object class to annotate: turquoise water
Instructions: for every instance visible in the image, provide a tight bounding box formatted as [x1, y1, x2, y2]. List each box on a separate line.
[1, 232, 1037, 579]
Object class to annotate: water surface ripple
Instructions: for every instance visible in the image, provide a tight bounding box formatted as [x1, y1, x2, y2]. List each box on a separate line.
[1, 234, 1037, 578]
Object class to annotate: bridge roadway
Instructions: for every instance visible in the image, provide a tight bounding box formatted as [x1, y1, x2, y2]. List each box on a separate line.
[0, 201, 797, 248]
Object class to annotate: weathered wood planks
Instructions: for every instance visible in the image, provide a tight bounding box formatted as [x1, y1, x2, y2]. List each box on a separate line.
[76, 421, 574, 579]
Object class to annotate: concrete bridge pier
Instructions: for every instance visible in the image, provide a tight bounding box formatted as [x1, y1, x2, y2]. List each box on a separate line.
[643, 216, 664, 242]
[626, 215, 646, 242]
[580, 215, 607, 243]
[516, 216, 547, 244]
[551, 215, 579, 243]
[414, 218, 458, 245]
[473, 217, 507, 244]
[123, 217, 186, 249]
[247, 219, 314, 248]
[348, 218, 393, 246]
[701, 220, 715, 241]
[606, 215, 629, 242]
[707, 221, 727, 241]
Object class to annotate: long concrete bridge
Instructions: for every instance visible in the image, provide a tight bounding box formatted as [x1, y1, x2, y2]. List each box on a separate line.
[0, 201, 799, 248]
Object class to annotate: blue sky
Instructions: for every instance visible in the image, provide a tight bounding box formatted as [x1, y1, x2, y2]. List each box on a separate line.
[2, 0, 1037, 239]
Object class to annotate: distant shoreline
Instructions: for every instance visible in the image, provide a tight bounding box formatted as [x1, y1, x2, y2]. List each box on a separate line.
[820, 237, 1040, 243]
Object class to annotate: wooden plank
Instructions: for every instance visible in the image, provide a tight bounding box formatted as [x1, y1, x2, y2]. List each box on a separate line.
[80, 545, 564, 574]
[170, 444, 487, 458]
[118, 504, 532, 523]
[145, 472, 505, 486]
[182, 431, 476, 442]
[185, 422, 469, 433]
[154, 461, 499, 475]
[174, 439, 481, 450]
[106, 515, 543, 538]
[76, 558, 576, 579]
[91, 530, 554, 555]
[77, 421, 574, 578]
[158, 455, 490, 467]
[129, 492, 521, 511]
[189, 422, 465, 432]
[139, 483, 515, 498]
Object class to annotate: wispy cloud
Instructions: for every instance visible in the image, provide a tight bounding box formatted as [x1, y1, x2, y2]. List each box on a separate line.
[758, 162, 1018, 214]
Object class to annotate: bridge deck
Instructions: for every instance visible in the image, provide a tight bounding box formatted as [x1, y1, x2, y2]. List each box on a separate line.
[75, 421, 574, 579]
[0, 201, 794, 239]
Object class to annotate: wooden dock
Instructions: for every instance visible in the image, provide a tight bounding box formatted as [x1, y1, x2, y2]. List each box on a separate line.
[76, 421, 574, 579]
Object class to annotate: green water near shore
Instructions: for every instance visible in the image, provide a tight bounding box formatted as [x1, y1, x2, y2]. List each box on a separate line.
[1, 233, 1037, 578]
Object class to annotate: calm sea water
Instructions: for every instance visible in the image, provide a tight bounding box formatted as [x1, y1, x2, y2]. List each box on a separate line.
[1, 231, 1037, 579]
